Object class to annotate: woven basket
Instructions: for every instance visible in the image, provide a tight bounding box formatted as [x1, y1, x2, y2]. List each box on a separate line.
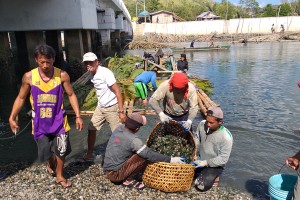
[142, 120, 196, 192]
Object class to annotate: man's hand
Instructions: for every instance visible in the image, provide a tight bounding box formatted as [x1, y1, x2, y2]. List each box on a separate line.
[75, 117, 83, 131]
[191, 160, 208, 168]
[119, 113, 126, 123]
[181, 120, 192, 131]
[170, 157, 185, 164]
[159, 112, 171, 123]
[286, 157, 299, 170]
[9, 118, 19, 134]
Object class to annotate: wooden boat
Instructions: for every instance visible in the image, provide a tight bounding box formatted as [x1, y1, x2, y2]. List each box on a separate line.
[171, 45, 230, 52]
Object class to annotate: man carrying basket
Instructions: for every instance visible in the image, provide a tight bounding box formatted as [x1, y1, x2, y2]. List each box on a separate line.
[149, 72, 198, 131]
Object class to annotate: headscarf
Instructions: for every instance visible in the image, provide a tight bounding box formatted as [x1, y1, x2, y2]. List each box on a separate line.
[169, 72, 189, 99]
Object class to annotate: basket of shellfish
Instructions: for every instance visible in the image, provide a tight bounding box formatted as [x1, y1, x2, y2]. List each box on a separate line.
[142, 120, 196, 192]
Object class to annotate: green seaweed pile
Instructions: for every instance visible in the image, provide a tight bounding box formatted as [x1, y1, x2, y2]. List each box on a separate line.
[149, 135, 194, 163]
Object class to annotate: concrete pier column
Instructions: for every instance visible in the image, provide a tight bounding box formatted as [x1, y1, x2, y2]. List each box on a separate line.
[100, 30, 111, 57]
[0, 32, 14, 85]
[82, 30, 92, 53]
[14, 32, 30, 82]
[64, 30, 84, 61]
[111, 30, 121, 51]
[25, 31, 44, 68]
[120, 32, 129, 48]
[0, 32, 10, 51]
[45, 30, 64, 68]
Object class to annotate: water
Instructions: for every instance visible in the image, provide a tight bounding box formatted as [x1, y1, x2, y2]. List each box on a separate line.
[1, 42, 300, 199]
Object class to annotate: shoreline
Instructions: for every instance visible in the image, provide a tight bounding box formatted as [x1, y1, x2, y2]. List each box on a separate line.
[0, 161, 253, 199]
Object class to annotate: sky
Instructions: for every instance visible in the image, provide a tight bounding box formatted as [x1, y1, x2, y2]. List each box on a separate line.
[215, 0, 282, 7]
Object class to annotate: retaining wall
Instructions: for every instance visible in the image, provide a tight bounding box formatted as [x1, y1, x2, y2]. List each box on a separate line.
[133, 16, 300, 36]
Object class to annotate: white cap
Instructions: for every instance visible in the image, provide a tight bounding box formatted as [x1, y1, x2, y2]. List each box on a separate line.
[82, 52, 98, 62]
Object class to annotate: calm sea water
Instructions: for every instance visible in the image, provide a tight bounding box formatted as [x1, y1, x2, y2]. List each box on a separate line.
[1, 41, 300, 199]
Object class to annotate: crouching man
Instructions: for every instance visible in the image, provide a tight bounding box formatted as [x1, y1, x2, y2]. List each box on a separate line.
[103, 113, 184, 190]
[193, 106, 233, 192]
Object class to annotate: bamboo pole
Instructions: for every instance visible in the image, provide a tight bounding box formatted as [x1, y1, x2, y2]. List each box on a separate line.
[197, 93, 207, 114]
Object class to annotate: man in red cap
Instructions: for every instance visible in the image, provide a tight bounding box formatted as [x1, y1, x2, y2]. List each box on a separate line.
[149, 72, 198, 131]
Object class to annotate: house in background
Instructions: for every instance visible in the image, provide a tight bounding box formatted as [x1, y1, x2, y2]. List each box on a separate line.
[137, 10, 151, 23]
[150, 10, 184, 23]
[196, 11, 220, 21]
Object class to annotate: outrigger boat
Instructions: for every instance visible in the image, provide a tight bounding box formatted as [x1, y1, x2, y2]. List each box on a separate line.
[171, 45, 230, 52]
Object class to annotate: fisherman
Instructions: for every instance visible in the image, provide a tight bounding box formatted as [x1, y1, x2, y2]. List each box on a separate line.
[286, 150, 300, 199]
[271, 24, 275, 34]
[176, 53, 188, 72]
[190, 40, 195, 48]
[79, 52, 126, 162]
[133, 69, 157, 106]
[149, 72, 198, 131]
[193, 106, 233, 192]
[9, 44, 83, 188]
[280, 24, 285, 33]
[103, 113, 184, 190]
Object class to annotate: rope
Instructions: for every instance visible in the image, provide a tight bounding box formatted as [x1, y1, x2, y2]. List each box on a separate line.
[278, 163, 300, 176]
[0, 120, 31, 140]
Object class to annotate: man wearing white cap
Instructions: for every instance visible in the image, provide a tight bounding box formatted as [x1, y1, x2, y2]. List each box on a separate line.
[80, 52, 126, 162]
[193, 106, 233, 192]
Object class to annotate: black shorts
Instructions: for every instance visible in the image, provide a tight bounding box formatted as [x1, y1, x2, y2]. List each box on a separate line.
[194, 166, 224, 192]
[36, 133, 71, 162]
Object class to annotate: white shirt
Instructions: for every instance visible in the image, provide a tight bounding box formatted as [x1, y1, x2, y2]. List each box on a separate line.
[91, 66, 117, 108]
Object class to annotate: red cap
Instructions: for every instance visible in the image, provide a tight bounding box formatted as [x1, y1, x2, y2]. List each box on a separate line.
[170, 73, 188, 88]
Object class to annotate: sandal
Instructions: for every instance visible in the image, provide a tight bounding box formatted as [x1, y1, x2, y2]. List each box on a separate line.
[46, 163, 56, 177]
[122, 180, 137, 188]
[56, 179, 72, 188]
[76, 154, 94, 163]
[133, 181, 145, 190]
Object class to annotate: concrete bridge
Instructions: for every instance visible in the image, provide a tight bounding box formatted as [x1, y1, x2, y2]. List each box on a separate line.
[0, 0, 132, 84]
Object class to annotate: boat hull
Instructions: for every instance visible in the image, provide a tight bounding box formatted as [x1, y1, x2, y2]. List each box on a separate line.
[171, 45, 230, 52]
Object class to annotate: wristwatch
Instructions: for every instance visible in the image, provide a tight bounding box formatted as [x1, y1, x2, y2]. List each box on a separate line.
[118, 110, 125, 114]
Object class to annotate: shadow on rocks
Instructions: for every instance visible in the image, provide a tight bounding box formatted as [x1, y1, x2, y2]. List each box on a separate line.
[63, 142, 109, 179]
[245, 179, 269, 200]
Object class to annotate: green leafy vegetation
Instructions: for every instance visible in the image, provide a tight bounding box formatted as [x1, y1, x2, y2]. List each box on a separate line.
[124, 0, 300, 21]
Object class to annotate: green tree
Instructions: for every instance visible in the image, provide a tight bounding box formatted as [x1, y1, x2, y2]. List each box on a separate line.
[146, 0, 160, 13]
[263, 4, 276, 17]
[215, 0, 238, 19]
[279, 3, 292, 16]
[239, 0, 259, 17]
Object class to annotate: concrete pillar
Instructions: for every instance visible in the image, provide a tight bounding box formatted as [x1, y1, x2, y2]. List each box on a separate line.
[45, 30, 64, 68]
[0, 32, 10, 50]
[100, 30, 111, 57]
[111, 30, 121, 51]
[82, 30, 92, 53]
[64, 30, 84, 61]
[0, 32, 14, 86]
[25, 31, 44, 68]
[14, 32, 30, 82]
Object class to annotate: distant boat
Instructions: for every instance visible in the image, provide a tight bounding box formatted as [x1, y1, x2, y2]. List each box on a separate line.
[171, 45, 230, 52]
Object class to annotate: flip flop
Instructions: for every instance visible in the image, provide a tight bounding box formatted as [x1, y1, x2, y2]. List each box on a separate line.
[122, 180, 137, 188]
[46, 164, 56, 177]
[133, 181, 145, 190]
[76, 154, 94, 163]
[56, 179, 72, 188]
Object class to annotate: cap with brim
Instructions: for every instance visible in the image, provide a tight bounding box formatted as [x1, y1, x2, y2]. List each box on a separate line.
[125, 113, 146, 130]
[207, 106, 223, 119]
[82, 52, 98, 62]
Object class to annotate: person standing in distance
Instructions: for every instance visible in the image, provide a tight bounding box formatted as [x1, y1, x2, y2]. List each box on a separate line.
[80, 52, 126, 162]
[9, 44, 83, 188]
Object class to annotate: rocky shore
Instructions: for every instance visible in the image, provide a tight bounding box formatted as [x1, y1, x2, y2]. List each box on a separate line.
[0, 160, 252, 200]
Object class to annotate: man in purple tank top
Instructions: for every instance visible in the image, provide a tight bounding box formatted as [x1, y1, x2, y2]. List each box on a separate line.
[9, 44, 83, 188]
